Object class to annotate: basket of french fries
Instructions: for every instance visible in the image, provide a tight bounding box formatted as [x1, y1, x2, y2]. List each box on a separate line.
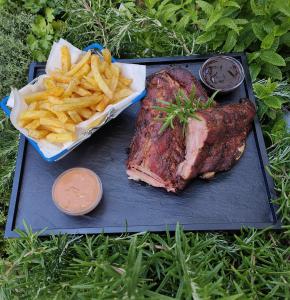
[1, 39, 146, 161]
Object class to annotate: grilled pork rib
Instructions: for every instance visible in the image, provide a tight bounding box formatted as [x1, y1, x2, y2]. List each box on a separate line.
[127, 68, 205, 192]
[127, 68, 256, 192]
[177, 100, 256, 181]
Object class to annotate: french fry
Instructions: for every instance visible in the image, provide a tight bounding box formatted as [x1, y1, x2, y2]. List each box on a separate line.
[113, 88, 132, 102]
[83, 76, 101, 90]
[96, 95, 110, 112]
[24, 91, 50, 104]
[39, 117, 65, 128]
[65, 123, 76, 133]
[91, 55, 113, 99]
[102, 49, 112, 64]
[24, 119, 40, 130]
[119, 76, 133, 86]
[78, 108, 93, 119]
[28, 129, 49, 139]
[99, 60, 109, 73]
[61, 45, 71, 72]
[63, 78, 79, 97]
[40, 125, 67, 134]
[109, 64, 120, 92]
[80, 79, 99, 91]
[20, 110, 53, 120]
[25, 87, 64, 104]
[66, 51, 91, 76]
[74, 87, 91, 97]
[74, 64, 90, 78]
[87, 115, 107, 129]
[52, 94, 102, 111]
[105, 67, 113, 79]
[50, 72, 72, 83]
[43, 77, 56, 90]
[46, 132, 76, 143]
[18, 119, 30, 128]
[38, 101, 52, 111]
[67, 111, 83, 123]
[27, 102, 38, 111]
[55, 111, 68, 123]
[48, 96, 62, 105]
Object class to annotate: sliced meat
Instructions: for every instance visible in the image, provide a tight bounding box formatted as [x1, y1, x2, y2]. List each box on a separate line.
[127, 67, 207, 192]
[127, 67, 256, 193]
[177, 99, 256, 180]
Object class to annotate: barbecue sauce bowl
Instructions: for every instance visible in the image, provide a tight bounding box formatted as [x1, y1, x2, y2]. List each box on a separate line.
[199, 56, 245, 93]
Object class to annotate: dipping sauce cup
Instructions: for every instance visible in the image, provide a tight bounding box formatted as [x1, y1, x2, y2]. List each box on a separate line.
[199, 56, 245, 93]
[52, 168, 103, 216]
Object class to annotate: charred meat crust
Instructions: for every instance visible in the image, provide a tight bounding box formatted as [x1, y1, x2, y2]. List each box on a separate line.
[127, 67, 205, 192]
[127, 67, 256, 192]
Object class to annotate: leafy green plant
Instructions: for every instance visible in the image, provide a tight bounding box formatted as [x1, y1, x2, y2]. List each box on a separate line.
[254, 79, 290, 120]
[27, 6, 65, 61]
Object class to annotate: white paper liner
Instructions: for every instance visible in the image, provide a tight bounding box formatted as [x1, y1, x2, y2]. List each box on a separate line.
[7, 39, 146, 160]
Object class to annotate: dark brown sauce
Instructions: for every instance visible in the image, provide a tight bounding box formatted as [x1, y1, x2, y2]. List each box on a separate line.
[202, 57, 242, 90]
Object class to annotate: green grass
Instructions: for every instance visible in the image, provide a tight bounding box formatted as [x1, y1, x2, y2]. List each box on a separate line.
[0, 1, 289, 299]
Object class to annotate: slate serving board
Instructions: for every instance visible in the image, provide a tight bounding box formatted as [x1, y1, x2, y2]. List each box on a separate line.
[5, 53, 281, 237]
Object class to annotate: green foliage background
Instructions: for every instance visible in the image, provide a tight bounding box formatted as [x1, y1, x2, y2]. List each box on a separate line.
[0, 0, 289, 299]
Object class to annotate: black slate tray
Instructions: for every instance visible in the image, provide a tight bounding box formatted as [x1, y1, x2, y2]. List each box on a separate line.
[5, 53, 281, 237]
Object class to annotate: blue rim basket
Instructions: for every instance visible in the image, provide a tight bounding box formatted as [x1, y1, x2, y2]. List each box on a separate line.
[0, 42, 146, 162]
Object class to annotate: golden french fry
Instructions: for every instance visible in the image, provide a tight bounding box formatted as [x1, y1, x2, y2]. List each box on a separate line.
[65, 123, 76, 133]
[55, 111, 68, 123]
[46, 132, 76, 143]
[83, 76, 101, 90]
[48, 96, 62, 104]
[99, 60, 109, 73]
[38, 101, 51, 110]
[27, 102, 38, 111]
[105, 67, 113, 79]
[24, 91, 50, 104]
[96, 95, 110, 112]
[113, 88, 132, 102]
[66, 51, 91, 76]
[78, 108, 93, 119]
[39, 117, 65, 128]
[18, 119, 30, 127]
[119, 76, 133, 86]
[55, 94, 102, 108]
[25, 87, 64, 104]
[50, 72, 72, 83]
[63, 78, 79, 97]
[67, 111, 83, 123]
[102, 49, 112, 64]
[20, 110, 53, 120]
[28, 129, 49, 139]
[43, 77, 56, 90]
[87, 115, 107, 129]
[40, 125, 67, 134]
[24, 119, 40, 130]
[80, 79, 99, 91]
[74, 87, 92, 97]
[91, 55, 113, 99]
[109, 64, 120, 92]
[61, 45, 71, 72]
[74, 64, 90, 79]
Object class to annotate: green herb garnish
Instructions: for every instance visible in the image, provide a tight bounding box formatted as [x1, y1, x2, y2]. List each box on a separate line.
[153, 87, 219, 134]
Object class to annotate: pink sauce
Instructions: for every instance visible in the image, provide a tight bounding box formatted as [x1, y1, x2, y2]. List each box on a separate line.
[52, 168, 102, 215]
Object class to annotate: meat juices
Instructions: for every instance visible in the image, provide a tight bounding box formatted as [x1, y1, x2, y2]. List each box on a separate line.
[52, 168, 102, 215]
[127, 67, 256, 192]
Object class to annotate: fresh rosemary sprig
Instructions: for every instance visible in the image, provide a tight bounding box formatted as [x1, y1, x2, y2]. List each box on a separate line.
[153, 87, 219, 134]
